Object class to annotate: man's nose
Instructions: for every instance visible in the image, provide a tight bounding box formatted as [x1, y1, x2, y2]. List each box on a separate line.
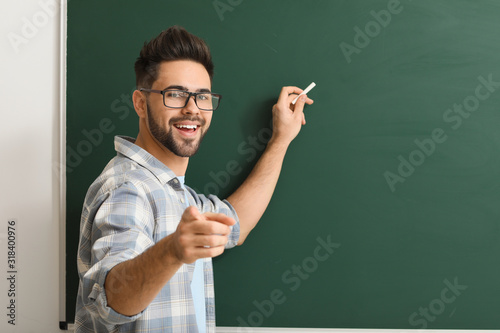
[182, 95, 200, 115]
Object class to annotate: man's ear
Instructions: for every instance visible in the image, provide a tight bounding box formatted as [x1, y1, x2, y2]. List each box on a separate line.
[133, 90, 147, 119]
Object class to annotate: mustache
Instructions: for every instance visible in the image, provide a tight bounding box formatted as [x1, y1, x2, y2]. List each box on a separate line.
[169, 116, 206, 126]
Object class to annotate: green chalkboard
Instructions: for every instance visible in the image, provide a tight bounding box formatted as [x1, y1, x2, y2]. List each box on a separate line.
[66, 0, 500, 329]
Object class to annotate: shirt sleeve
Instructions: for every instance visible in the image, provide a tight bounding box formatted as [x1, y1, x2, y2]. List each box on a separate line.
[78, 181, 156, 326]
[185, 187, 240, 249]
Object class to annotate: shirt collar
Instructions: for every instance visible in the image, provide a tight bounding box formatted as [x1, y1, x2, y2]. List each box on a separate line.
[114, 135, 181, 188]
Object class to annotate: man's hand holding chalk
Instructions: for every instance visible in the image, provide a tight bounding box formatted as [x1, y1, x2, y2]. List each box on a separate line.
[270, 85, 314, 146]
[292, 82, 316, 105]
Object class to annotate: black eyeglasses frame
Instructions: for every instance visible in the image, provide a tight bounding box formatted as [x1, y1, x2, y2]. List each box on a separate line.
[139, 88, 222, 111]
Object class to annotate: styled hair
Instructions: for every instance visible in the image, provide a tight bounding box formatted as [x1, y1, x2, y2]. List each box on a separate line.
[134, 25, 214, 89]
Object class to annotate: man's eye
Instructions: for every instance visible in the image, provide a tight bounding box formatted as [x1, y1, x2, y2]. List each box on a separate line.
[198, 94, 210, 101]
[166, 91, 187, 98]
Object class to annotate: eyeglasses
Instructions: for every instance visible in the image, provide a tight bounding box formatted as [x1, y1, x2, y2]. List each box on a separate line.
[139, 88, 222, 111]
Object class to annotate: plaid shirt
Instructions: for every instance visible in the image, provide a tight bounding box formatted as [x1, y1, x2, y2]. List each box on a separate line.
[74, 136, 240, 333]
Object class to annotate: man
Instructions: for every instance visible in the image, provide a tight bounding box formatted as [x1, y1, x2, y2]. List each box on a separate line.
[75, 26, 313, 332]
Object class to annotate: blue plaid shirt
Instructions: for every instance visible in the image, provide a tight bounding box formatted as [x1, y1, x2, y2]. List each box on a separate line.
[74, 136, 240, 333]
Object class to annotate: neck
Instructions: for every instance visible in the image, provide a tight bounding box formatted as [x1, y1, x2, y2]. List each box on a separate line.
[135, 121, 188, 176]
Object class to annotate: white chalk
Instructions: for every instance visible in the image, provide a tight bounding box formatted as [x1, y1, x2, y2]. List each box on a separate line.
[292, 82, 316, 105]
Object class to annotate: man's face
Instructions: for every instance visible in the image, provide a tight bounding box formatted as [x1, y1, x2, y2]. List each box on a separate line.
[145, 60, 213, 157]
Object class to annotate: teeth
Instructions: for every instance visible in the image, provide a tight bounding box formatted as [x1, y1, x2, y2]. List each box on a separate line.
[175, 124, 197, 129]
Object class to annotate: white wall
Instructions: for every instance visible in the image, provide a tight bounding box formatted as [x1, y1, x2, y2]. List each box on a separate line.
[0, 0, 65, 332]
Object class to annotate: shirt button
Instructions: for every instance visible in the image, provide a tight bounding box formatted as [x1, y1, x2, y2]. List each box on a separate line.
[180, 198, 185, 203]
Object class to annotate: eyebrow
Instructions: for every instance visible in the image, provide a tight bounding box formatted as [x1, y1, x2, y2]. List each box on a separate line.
[164, 85, 211, 93]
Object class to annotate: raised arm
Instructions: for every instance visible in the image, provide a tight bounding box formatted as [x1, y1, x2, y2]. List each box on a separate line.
[227, 86, 314, 245]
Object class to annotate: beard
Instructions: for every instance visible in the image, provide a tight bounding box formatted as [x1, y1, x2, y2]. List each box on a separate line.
[146, 102, 208, 157]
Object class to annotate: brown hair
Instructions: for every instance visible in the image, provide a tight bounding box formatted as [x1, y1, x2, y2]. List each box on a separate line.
[134, 26, 214, 89]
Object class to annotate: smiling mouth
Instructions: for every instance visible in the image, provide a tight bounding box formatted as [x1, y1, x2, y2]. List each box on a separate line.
[174, 124, 199, 134]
